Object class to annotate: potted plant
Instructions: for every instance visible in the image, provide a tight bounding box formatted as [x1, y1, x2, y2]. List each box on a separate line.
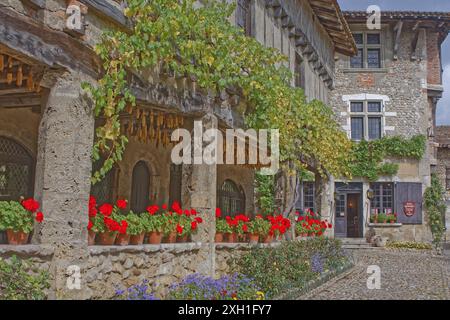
[387, 213, 397, 224]
[162, 213, 178, 244]
[247, 216, 270, 243]
[143, 214, 164, 245]
[93, 200, 128, 245]
[295, 223, 308, 238]
[377, 213, 387, 224]
[370, 215, 376, 224]
[0, 199, 44, 245]
[127, 212, 146, 245]
[215, 219, 230, 242]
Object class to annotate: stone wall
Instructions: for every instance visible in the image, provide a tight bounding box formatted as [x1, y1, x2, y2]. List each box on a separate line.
[0, 242, 276, 300]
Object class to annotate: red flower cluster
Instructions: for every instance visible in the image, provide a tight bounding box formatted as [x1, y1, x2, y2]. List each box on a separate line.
[116, 199, 128, 210]
[89, 196, 98, 218]
[296, 210, 332, 236]
[267, 215, 291, 236]
[225, 214, 250, 227]
[99, 203, 114, 217]
[21, 198, 44, 223]
[146, 205, 159, 215]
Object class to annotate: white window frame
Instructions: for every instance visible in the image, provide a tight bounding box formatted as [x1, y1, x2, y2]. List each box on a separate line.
[349, 100, 384, 141]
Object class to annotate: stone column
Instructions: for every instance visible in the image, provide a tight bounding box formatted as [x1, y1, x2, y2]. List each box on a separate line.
[33, 71, 95, 299]
[182, 113, 217, 277]
[315, 174, 335, 237]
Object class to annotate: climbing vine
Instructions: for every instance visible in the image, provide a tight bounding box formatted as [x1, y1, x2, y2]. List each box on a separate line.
[348, 135, 426, 181]
[255, 172, 276, 216]
[424, 174, 446, 250]
[83, 0, 353, 185]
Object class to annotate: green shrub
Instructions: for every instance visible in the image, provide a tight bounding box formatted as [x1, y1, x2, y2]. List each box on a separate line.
[424, 174, 446, 249]
[0, 256, 50, 300]
[386, 241, 432, 250]
[231, 238, 350, 298]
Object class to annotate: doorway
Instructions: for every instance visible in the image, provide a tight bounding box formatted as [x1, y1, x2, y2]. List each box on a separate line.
[334, 183, 363, 239]
[346, 193, 361, 238]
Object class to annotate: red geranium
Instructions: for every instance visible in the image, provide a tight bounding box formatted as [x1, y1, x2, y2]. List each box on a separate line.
[195, 217, 203, 223]
[118, 220, 128, 234]
[116, 199, 128, 210]
[35, 212, 44, 223]
[215, 208, 222, 218]
[190, 209, 198, 216]
[22, 198, 40, 213]
[99, 203, 114, 217]
[87, 220, 93, 230]
[191, 221, 198, 230]
[146, 205, 159, 215]
[162, 204, 168, 210]
[176, 223, 184, 235]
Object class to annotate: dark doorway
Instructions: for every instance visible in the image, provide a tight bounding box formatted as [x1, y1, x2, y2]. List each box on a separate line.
[346, 193, 361, 238]
[130, 161, 150, 213]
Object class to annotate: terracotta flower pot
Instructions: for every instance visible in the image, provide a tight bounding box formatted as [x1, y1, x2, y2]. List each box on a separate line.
[130, 232, 145, 245]
[88, 230, 96, 246]
[226, 233, 238, 243]
[98, 231, 117, 245]
[148, 231, 163, 244]
[263, 234, 273, 244]
[215, 232, 224, 243]
[6, 229, 29, 245]
[248, 233, 259, 243]
[115, 233, 130, 246]
[177, 234, 189, 243]
[163, 232, 176, 244]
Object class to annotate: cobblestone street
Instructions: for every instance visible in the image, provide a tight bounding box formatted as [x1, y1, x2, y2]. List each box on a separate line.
[299, 249, 450, 300]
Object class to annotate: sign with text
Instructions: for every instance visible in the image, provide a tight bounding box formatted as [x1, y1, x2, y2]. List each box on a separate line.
[403, 201, 416, 217]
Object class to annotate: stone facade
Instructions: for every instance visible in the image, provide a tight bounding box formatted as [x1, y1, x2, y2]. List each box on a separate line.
[0, 0, 353, 299]
[435, 126, 450, 240]
[329, 12, 450, 242]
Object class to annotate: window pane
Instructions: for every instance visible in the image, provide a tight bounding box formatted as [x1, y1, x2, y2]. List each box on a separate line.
[303, 182, 315, 212]
[368, 117, 381, 140]
[350, 49, 363, 68]
[353, 33, 363, 45]
[368, 102, 381, 112]
[367, 49, 381, 68]
[367, 33, 380, 45]
[351, 102, 363, 113]
[351, 117, 364, 140]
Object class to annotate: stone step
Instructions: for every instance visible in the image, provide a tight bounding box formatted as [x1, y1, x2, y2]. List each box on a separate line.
[342, 244, 377, 250]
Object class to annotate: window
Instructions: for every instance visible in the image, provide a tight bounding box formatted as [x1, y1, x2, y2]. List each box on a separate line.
[303, 182, 315, 212]
[446, 168, 450, 190]
[350, 101, 383, 141]
[370, 183, 394, 214]
[218, 180, 245, 216]
[236, 0, 252, 36]
[350, 32, 382, 69]
[169, 164, 182, 206]
[91, 159, 116, 205]
[0, 137, 34, 244]
[130, 161, 151, 213]
[295, 54, 305, 90]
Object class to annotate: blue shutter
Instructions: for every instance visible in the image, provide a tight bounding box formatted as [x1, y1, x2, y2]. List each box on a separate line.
[394, 182, 423, 224]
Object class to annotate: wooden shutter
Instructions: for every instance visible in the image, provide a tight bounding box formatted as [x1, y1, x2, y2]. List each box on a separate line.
[394, 182, 423, 224]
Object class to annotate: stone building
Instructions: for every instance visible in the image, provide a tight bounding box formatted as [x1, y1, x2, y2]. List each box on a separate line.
[0, 0, 354, 299]
[326, 11, 450, 242]
[435, 126, 450, 240]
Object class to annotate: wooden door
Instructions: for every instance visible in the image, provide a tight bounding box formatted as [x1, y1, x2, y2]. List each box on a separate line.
[346, 193, 360, 238]
[130, 161, 150, 213]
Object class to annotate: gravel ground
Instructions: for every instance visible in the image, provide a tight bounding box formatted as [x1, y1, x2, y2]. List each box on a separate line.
[299, 248, 450, 300]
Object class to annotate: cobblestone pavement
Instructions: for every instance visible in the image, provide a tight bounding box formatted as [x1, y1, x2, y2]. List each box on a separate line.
[299, 248, 450, 300]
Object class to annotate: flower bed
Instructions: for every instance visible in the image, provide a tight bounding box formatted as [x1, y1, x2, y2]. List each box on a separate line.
[88, 197, 203, 246]
[0, 199, 44, 245]
[232, 237, 350, 298]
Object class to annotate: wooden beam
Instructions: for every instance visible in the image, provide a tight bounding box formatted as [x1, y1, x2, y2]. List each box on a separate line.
[79, 0, 132, 29]
[0, 7, 101, 77]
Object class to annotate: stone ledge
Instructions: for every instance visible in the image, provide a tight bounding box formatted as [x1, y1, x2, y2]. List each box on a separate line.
[89, 242, 205, 255]
[215, 242, 281, 250]
[0, 245, 54, 257]
[369, 223, 403, 228]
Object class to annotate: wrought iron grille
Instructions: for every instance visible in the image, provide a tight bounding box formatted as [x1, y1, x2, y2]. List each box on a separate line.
[218, 180, 245, 217]
[91, 160, 116, 205]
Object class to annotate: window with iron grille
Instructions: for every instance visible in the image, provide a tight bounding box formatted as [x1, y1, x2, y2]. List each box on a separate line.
[370, 183, 394, 214]
[236, 0, 252, 36]
[350, 101, 383, 141]
[350, 32, 382, 69]
[218, 180, 246, 217]
[0, 137, 35, 244]
[91, 159, 116, 205]
[446, 168, 450, 190]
